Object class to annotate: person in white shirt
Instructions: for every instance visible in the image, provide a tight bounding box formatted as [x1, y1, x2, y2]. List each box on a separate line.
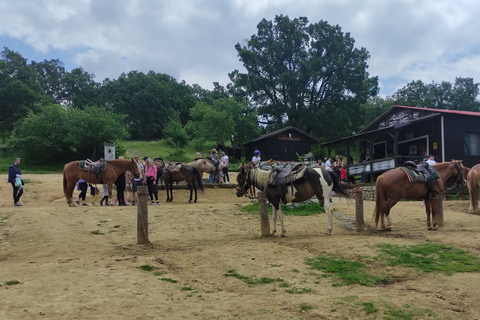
[252, 150, 261, 164]
[325, 156, 334, 171]
[426, 154, 436, 165]
[221, 151, 230, 183]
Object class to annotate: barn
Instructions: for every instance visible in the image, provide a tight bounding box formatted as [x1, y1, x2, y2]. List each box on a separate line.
[322, 105, 480, 181]
[242, 126, 319, 162]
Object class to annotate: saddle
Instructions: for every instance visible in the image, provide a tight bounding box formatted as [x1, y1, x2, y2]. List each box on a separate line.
[399, 162, 440, 199]
[269, 164, 306, 203]
[206, 157, 220, 171]
[78, 158, 107, 183]
[165, 162, 183, 173]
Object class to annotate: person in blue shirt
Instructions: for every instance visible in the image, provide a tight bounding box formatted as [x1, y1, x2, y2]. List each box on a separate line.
[8, 157, 23, 206]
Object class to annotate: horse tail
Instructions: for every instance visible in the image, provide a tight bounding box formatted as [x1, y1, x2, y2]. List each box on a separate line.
[327, 170, 356, 199]
[374, 175, 387, 227]
[467, 169, 478, 208]
[63, 167, 67, 196]
[193, 167, 204, 192]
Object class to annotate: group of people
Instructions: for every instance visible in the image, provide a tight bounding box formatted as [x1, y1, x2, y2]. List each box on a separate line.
[207, 148, 231, 184]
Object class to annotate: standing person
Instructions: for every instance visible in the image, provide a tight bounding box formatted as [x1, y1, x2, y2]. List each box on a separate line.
[145, 158, 159, 205]
[252, 150, 261, 164]
[131, 154, 144, 206]
[8, 157, 24, 206]
[334, 156, 344, 182]
[221, 151, 230, 183]
[100, 184, 110, 206]
[209, 148, 220, 184]
[325, 156, 334, 171]
[316, 158, 324, 168]
[115, 156, 127, 206]
[426, 154, 436, 165]
[76, 179, 88, 206]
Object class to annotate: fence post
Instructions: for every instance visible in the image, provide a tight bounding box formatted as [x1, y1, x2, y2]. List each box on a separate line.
[137, 186, 150, 244]
[257, 191, 271, 237]
[436, 195, 444, 228]
[355, 189, 364, 232]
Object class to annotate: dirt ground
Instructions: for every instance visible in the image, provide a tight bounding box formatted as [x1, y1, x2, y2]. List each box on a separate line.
[1, 173, 480, 320]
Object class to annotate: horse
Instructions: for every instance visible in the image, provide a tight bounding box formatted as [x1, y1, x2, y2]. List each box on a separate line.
[63, 159, 141, 207]
[160, 163, 204, 202]
[187, 158, 222, 188]
[374, 160, 466, 231]
[467, 164, 480, 214]
[216, 143, 242, 162]
[236, 164, 357, 237]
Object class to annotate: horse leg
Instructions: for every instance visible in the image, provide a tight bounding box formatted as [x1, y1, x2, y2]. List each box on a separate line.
[188, 185, 193, 203]
[65, 180, 76, 207]
[271, 205, 277, 236]
[193, 185, 198, 203]
[278, 205, 286, 237]
[322, 187, 334, 235]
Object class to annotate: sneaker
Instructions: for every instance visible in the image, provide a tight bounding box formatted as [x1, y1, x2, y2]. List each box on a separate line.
[156, 201, 160, 205]
[150, 201, 154, 205]
[131, 201, 136, 206]
[82, 203, 88, 206]
[15, 202, 22, 206]
[76, 200, 80, 205]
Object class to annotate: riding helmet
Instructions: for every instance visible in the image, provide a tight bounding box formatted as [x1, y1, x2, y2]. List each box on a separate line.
[254, 150, 260, 155]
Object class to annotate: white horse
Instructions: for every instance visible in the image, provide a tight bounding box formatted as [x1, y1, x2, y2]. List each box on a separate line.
[236, 165, 355, 236]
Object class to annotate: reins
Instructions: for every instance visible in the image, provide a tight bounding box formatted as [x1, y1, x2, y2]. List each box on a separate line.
[444, 162, 466, 191]
[237, 168, 258, 199]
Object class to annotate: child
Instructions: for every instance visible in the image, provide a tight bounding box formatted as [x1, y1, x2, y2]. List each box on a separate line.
[100, 184, 110, 206]
[89, 184, 99, 205]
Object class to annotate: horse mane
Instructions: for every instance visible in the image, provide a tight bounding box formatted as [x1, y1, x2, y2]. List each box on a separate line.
[249, 168, 270, 191]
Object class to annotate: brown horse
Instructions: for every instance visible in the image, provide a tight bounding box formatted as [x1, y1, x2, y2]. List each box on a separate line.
[187, 158, 222, 188]
[162, 163, 204, 203]
[236, 164, 356, 236]
[467, 164, 480, 214]
[63, 159, 141, 207]
[374, 160, 466, 231]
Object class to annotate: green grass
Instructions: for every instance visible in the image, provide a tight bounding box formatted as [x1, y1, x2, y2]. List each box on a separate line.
[242, 201, 325, 216]
[375, 242, 480, 274]
[90, 230, 104, 235]
[305, 255, 389, 287]
[4, 280, 20, 286]
[160, 278, 178, 283]
[224, 269, 283, 286]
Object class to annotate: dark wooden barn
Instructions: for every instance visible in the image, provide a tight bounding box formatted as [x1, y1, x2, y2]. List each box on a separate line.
[242, 126, 319, 162]
[322, 105, 480, 181]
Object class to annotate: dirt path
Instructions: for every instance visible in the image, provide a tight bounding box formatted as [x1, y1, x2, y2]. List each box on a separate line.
[1, 174, 479, 319]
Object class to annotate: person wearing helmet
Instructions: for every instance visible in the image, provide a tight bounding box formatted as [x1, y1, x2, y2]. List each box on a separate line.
[252, 150, 261, 164]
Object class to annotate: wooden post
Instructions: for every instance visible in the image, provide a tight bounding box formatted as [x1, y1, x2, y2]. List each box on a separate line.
[436, 195, 444, 228]
[137, 186, 149, 244]
[257, 191, 271, 237]
[355, 189, 364, 232]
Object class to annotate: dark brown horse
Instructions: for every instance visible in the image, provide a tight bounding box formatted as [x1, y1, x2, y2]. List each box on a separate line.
[236, 164, 356, 236]
[216, 143, 241, 162]
[467, 164, 480, 214]
[63, 159, 141, 207]
[161, 163, 204, 203]
[374, 160, 466, 231]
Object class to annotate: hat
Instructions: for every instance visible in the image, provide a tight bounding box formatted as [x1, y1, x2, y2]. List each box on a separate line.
[211, 148, 217, 153]
[254, 150, 260, 155]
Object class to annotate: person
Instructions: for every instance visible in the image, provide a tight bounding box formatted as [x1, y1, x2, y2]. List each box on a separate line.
[113, 156, 127, 206]
[195, 152, 202, 160]
[209, 148, 220, 184]
[426, 154, 436, 165]
[340, 166, 347, 183]
[316, 158, 324, 168]
[325, 156, 334, 171]
[8, 157, 24, 206]
[145, 157, 159, 205]
[334, 156, 344, 182]
[89, 184, 99, 205]
[221, 151, 230, 183]
[100, 184, 110, 206]
[252, 150, 261, 164]
[131, 154, 144, 206]
[76, 179, 88, 206]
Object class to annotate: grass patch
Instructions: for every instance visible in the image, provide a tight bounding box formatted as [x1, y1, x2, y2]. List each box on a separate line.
[160, 278, 178, 283]
[375, 242, 480, 274]
[140, 264, 156, 272]
[300, 303, 313, 310]
[224, 270, 283, 286]
[305, 255, 389, 287]
[286, 287, 314, 294]
[4, 280, 20, 286]
[242, 201, 325, 216]
[90, 230, 104, 235]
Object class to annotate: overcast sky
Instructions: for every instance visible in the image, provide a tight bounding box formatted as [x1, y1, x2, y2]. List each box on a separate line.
[1, 0, 480, 97]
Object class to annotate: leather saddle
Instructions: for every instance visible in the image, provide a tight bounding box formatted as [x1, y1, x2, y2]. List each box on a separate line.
[269, 164, 306, 203]
[165, 162, 183, 173]
[78, 158, 107, 183]
[400, 161, 439, 199]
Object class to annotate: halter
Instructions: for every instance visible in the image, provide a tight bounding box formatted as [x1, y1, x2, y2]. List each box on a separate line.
[445, 161, 466, 191]
[237, 168, 257, 199]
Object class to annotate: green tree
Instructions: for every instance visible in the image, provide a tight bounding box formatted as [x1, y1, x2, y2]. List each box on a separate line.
[0, 48, 47, 138]
[392, 77, 480, 111]
[31, 59, 67, 104]
[9, 104, 129, 163]
[230, 15, 378, 140]
[63, 67, 101, 108]
[163, 113, 190, 148]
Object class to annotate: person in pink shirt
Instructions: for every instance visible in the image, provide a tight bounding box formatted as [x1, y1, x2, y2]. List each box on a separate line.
[144, 157, 159, 205]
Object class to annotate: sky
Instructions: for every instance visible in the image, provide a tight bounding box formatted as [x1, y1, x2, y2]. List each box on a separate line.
[1, 0, 480, 97]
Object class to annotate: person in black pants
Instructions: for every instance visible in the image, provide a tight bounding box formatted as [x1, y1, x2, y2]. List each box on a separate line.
[115, 173, 127, 206]
[76, 179, 88, 206]
[8, 157, 24, 206]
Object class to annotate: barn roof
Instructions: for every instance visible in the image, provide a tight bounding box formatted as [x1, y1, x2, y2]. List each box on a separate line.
[242, 126, 320, 145]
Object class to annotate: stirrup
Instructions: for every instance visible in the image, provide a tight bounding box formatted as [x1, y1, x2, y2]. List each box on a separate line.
[429, 191, 438, 200]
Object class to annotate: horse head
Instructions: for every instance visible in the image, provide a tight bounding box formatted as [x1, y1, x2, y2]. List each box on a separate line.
[236, 164, 252, 197]
[451, 160, 467, 187]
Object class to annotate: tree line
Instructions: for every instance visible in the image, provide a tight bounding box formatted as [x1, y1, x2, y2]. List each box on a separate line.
[2, 15, 480, 164]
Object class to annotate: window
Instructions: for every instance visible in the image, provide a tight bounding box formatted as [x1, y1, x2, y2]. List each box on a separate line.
[464, 133, 480, 156]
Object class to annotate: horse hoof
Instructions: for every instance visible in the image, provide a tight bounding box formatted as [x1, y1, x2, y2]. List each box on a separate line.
[69, 203, 76, 207]
[188, 200, 192, 203]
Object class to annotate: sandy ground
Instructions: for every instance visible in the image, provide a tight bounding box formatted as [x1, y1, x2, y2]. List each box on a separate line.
[1, 173, 480, 320]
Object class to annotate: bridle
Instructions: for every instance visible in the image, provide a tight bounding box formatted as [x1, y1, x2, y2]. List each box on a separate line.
[237, 168, 257, 199]
[445, 161, 466, 191]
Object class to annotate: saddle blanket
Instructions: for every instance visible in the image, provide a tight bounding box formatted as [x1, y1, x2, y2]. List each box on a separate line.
[79, 160, 107, 171]
[399, 166, 439, 183]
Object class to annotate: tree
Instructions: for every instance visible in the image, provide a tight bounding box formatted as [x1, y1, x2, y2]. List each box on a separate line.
[63, 67, 101, 108]
[230, 15, 378, 140]
[0, 48, 47, 138]
[9, 104, 129, 163]
[31, 59, 67, 104]
[186, 97, 260, 147]
[391, 77, 480, 111]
